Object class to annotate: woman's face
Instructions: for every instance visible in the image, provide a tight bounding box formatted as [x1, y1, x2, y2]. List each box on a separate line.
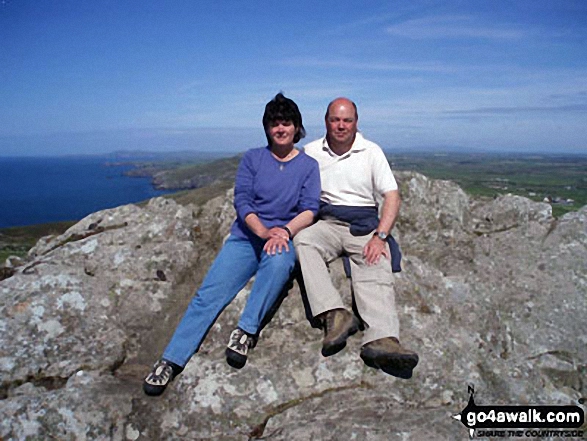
[268, 119, 298, 148]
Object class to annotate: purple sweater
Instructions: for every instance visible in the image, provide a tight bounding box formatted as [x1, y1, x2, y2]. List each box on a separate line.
[230, 146, 321, 240]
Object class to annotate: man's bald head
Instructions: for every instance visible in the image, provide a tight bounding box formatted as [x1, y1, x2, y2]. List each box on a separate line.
[325, 97, 358, 121]
[324, 97, 359, 153]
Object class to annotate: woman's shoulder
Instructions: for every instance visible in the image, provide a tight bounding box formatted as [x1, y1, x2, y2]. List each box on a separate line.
[239, 146, 271, 166]
[243, 145, 270, 158]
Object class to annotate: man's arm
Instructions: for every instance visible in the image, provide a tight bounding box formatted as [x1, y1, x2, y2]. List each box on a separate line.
[363, 189, 401, 265]
[376, 189, 401, 234]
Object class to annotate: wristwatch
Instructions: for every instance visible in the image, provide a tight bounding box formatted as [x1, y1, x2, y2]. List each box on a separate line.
[374, 231, 388, 241]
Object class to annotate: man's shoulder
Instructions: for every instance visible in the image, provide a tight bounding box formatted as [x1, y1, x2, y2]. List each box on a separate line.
[296, 150, 320, 170]
[354, 133, 384, 153]
[302, 138, 324, 155]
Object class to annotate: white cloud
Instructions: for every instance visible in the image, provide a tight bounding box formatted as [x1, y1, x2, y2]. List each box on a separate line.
[278, 57, 459, 73]
[385, 15, 526, 40]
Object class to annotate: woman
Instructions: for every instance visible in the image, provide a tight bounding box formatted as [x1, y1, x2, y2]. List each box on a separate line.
[143, 93, 320, 396]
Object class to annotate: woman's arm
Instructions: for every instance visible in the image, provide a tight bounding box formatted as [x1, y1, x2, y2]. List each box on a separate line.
[244, 213, 271, 239]
[268, 159, 320, 248]
[283, 209, 315, 237]
[285, 158, 321, 238]
[263, 209, 315, 255]
[236, 150, 276, 240]
[234, 151, 258, 225]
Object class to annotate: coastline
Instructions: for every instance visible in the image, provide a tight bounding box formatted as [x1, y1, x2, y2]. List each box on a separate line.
[0, 156, 174, 230]
[118, 154, 241, 190]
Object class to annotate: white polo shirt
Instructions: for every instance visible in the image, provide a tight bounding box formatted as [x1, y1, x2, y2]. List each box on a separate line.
[303, 133, 398, 207]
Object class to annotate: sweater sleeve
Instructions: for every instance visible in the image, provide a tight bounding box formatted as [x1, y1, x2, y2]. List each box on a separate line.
[297, 158, 321, 215]
[233, 150, 257, 221]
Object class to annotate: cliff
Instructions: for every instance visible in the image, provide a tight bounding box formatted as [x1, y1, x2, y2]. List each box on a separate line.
[0, 172, 585, 440]
[128, 155, 241, 190]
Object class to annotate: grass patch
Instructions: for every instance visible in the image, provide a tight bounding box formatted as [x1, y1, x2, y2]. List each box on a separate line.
[163, 180, 234, 206]
[390, 151, 587, 217]
[0, 220, 76, 262]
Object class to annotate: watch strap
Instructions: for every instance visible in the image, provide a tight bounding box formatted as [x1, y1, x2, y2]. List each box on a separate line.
[278, 225, 293, 240]
[375, 231, 388, 240]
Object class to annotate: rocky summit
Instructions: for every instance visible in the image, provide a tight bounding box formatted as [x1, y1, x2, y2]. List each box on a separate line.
[0, 172, 585, 440]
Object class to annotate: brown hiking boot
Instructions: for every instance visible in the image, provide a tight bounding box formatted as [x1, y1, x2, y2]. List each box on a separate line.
[360, 337, 419, 379]
[321, 308, 360, 357]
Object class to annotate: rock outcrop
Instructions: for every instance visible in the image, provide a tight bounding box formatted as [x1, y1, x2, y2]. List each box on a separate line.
[1, 172, 585, 440]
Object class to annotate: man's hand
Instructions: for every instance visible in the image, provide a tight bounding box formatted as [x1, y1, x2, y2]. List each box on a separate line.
[363, 236, 389, 265]
[263, 236, 290, 255]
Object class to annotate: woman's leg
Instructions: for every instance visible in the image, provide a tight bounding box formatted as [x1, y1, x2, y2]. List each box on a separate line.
[236, 241, 297, 335]
[162, 236, 259, 367]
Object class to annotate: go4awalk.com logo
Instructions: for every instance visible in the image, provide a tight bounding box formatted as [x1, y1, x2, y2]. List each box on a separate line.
[452, 385, 585, 438]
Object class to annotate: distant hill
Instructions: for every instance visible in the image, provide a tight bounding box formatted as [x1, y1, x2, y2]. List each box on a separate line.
[103, 150, 236, 161]
[126, 154, 242, 190]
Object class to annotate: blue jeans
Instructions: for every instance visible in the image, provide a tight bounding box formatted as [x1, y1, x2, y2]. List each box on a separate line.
[162, 234, 296, 367]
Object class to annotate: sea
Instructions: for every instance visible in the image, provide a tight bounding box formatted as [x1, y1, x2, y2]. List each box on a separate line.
[0, 156, 173, 229]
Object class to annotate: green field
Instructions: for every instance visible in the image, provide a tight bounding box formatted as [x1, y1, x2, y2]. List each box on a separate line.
[390, 151, 587, 218]
[0, 220, 76, 263]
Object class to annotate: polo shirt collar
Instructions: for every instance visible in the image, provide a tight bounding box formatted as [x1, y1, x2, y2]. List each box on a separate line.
[321, 132, 367, 158]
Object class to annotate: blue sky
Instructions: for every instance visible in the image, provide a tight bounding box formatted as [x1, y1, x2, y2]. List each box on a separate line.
[1, 0, 586, 156]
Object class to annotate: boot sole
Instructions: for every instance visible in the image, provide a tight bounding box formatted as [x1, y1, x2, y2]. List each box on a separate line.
[360, 349, 419, 380]
[321, 319, 360, 357]
[143, 381, 168, 396]
[226, 348, 247, 369]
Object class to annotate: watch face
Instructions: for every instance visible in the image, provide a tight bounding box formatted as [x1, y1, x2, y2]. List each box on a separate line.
[377, 232, 387, 240]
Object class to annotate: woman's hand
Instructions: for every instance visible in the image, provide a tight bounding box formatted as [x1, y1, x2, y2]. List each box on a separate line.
[263, 236, 290, 255]
[266, 226, 290, 241]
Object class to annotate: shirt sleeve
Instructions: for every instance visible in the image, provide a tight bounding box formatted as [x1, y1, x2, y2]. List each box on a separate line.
[297, 158, 321, 215]
[371, 147, 398, 195]
[233, 150, 257, 221]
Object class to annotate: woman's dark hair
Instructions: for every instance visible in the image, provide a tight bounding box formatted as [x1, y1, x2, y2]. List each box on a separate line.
[262, 93, 306, 145]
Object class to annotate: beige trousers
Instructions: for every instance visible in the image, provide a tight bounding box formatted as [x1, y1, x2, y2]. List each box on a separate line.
[294, 219, 400, 344]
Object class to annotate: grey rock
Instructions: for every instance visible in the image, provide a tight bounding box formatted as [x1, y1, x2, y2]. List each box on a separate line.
[1, 173, 585, 440]
[4, 256, 24, 269]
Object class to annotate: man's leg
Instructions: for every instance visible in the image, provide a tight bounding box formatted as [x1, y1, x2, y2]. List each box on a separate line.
[295, 221, 360, 356]
[345, 235, 399, 344]
[294, 220, 345, 315]
[344, 233, 418, 379]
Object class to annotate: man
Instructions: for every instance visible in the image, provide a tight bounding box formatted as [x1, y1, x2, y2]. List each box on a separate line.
[294, 97, 419, 379]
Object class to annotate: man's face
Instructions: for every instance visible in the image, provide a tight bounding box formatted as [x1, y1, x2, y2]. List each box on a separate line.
[325, 101, 357, 148]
